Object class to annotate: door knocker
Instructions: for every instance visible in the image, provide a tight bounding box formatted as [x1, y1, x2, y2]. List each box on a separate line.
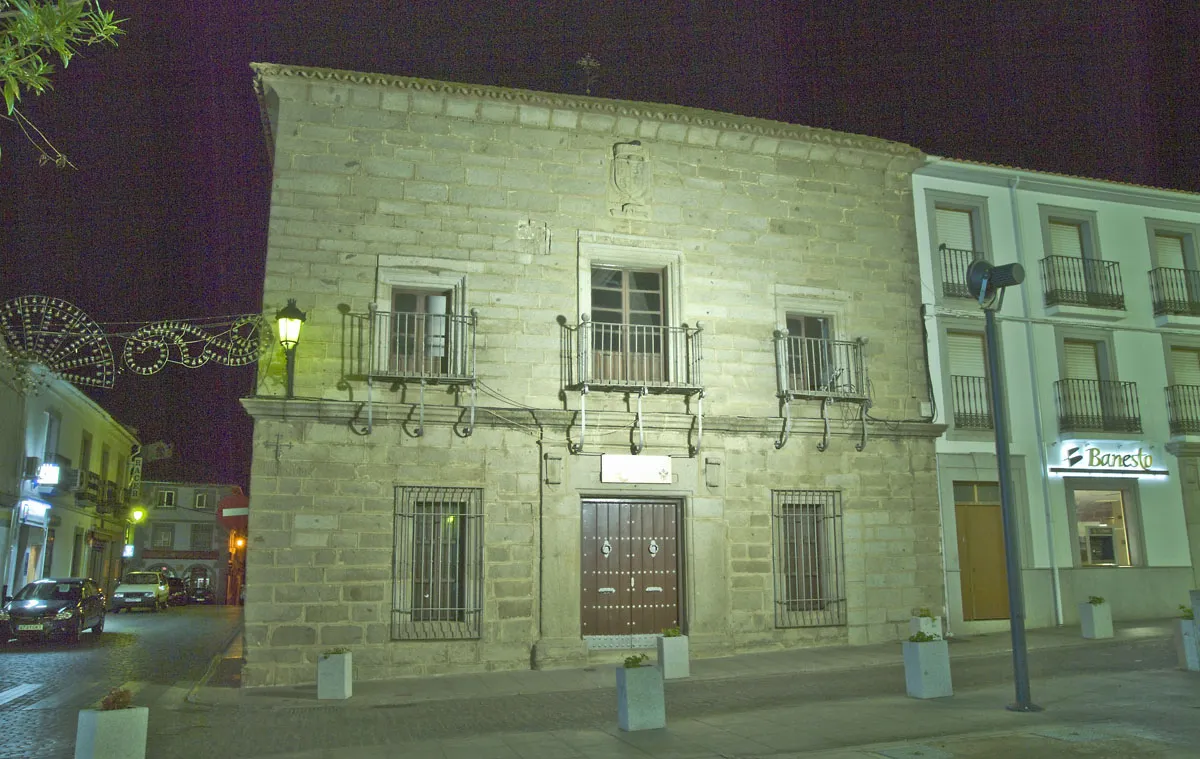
[601, 539, 612, 558]
[648, 539, 659, 556]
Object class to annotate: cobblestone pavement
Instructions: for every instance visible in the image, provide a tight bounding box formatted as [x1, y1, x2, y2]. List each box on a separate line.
[140, 634, 1197, 759]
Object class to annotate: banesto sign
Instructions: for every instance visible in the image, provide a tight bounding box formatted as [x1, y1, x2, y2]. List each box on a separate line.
[1048, 442, 1169, 478]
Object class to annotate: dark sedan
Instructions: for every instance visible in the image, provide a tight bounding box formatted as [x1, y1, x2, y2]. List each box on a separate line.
[0, 577, 106, 644]
[167, 577, 189, 606]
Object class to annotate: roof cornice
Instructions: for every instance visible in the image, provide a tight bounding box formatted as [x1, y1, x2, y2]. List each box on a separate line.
[250, 62, 922, 159]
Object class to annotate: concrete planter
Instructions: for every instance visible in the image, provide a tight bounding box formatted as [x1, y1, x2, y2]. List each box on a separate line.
[1175, 618, 1199, 672]
[74, 706, 149, 759]
[908, 616, 941, 638]
[616, 665, 665, 731]
[902, 640, 952, 699]
[1079, 602, 1113, 639]
[656, 635, 690, 679]
[317, 652, 353, 700]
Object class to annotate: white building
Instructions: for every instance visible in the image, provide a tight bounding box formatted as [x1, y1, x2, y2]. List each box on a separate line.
[914, 158, 1200, 634]
[0, 361, 141, 601]
[128, 480, 237, 602]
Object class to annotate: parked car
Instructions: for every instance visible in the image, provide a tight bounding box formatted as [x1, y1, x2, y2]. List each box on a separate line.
[0, 577, 107, 644]
[189, 586, 215, 605]
[111, 571, 169, 612]
[166, 577, 189, 606]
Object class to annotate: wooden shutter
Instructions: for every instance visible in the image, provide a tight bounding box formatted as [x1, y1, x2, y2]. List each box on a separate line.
[1171, 347, 1200, 386]
[1063, 340, 1100, 380]
[1156, 234, 1186, 271]
[936, 208, 975, 250]
[1049, 221, 1084, 258]
[947, 332, 987, 376]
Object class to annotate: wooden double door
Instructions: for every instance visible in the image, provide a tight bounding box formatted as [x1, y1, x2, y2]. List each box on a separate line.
[580, 499, 681, 641]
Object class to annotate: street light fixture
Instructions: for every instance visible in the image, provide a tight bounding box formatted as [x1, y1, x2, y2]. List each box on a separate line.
[275, 299, 306, 399]
[966, 258, 1041, 713]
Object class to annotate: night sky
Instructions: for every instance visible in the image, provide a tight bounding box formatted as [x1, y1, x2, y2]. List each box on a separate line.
[1, 1, 1196, 489]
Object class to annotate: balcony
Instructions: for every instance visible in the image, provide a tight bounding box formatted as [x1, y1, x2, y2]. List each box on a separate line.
[950, 375, 993, 429]
[1040, 256, 1125, 318]
[1055, 379, 1141, 433]
[561, 316, 703, 393]
[775, 334, 867, 399]
[1167, 385, 1200, 436]
[76, 471, 101, 504]
[1149, 267, 1200, 328]
[344, 307, 478, 384]
[939, 244, 986, 299]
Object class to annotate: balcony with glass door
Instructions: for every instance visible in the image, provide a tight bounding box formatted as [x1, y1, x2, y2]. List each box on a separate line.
[1054, 378, 1141, 433]
[777, 334, 867, 399]
[344, 306, 478, 384]
[560, 316, 703, 393]
[1040, 256, 1125, 317]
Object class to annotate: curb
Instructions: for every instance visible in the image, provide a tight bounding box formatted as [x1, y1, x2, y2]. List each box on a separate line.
[186, 622, 243, 705]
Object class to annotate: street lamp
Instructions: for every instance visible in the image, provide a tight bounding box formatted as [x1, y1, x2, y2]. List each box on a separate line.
[275, 299, 306, 399]
[966, 258, 1041, 713]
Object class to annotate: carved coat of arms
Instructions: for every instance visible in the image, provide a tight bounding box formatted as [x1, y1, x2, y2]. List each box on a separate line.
[608, 141, 649, 219]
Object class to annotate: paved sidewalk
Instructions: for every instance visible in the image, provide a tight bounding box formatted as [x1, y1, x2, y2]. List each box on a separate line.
[161, 620, 1198, 759]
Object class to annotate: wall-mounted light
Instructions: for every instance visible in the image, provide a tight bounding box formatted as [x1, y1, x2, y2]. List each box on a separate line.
[275, 299, 307, 399]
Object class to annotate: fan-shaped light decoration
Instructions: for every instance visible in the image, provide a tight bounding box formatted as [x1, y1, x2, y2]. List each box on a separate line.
[0, 295, 116, 388]
[121, 315, 270, 375]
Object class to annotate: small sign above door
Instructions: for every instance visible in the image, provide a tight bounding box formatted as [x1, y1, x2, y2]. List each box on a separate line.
[601, 454, 672, 484]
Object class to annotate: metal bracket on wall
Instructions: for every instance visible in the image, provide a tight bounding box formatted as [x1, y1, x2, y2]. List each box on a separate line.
[415, 379, 426, 437]
[775, 392, 793, 450]
[816, 396, 834, 452]
[458, 381, 476, 437]
[856, 399, 870, 452]
[631, 386, 648, 454]
[569, 385, 589, 454]
[688, 390, 705, 456]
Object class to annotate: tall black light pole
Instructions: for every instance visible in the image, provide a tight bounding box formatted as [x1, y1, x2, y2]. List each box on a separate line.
[275, 299, 307, 399]
[966, 259, 1041, 713]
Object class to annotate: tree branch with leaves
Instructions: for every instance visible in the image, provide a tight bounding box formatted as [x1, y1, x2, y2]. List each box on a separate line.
[0, 0, 124, 167]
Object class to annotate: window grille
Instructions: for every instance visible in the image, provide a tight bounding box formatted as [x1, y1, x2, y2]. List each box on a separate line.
[190, 524, 213, 551]
[771, 490, 846, 627]
[393, 486, 483, 640]
[151, 524, 175, 549]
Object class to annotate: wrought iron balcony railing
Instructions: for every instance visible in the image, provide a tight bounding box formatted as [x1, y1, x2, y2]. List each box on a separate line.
[560, 316, 703, 391]
[774, 333, 867, 399]
[950, 375, 993, 429]
[1149, 267, 1200, 317]
[1040, 256, 1125, 310]
[1166, 384, 1200, 435]
[940, 245, 986, 299]
[1054, 378, 1141, 433]
[344, 306, 478, 383]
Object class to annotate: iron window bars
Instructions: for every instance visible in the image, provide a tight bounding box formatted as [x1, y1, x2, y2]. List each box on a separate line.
[344, 306, 478, 383]
[1149, 267, 1200, 317]
[392, 486, 484, 640]
[1054, 379, 1142, 433]
[771, 489, 846, 628]
[1040, 256, 1125, 310]
[950, 375, 994, 429]
[561, 317, 704, 391]
[1166, 384, 1200, 435]
[940, 244, 987, 299]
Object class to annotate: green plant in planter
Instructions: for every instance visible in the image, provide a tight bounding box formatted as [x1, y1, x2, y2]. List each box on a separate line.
[908, 631, 940, 643]
[1181, 604, 1195, 621]
[623, 653, 649, 668]
[915, 607, 935, 618]
[322, 647, 351, 657]
[99, 687, 133, 711]
[661, 626, 682, 638]
[1087, 595, 1105, 605]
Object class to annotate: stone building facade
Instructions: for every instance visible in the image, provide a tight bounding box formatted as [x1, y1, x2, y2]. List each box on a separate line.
[243, 62, 944, 686]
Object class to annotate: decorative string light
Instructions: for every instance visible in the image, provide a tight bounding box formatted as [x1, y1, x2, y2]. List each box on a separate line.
[0, 295, 272, 391]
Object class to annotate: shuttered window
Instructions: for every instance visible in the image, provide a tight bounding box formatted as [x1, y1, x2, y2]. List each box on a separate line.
[1171, 347, 1200, 387]
[1156, 234, 1186, 271]
[936, 208, 975, 250]
[1063, 340, 1101, 380]
[1049, 221, 1085, 258]
[947, 332, 987, 377]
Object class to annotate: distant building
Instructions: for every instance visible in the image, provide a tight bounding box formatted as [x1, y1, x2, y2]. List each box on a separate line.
[914, 158, 1200, 634]
[0, 361, 140, 600]
[242, 63, 945, 687]
[128, 481, 239, 602]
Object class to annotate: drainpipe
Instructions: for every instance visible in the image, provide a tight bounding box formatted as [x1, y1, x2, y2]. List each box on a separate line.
[1008, 177, 1064, 627]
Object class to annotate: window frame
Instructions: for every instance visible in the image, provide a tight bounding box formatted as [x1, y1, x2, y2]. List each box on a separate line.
[1064, 478, 1144, 568]
[43, 410, 62, 462]
[157, 489, 177, 508]
[1145, 218, 1200, 271]
[1039, 205, 1101, 261]
[771, 489, 846, 628]
[923, 190, 993, 301]
[189, 523, 214, 551]
[151, 523, 175, 549]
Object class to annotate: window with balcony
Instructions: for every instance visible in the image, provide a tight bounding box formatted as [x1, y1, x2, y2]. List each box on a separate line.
[778, 314, 866, 398]
[1149, 231, 1200, 318]
[947, 331, 992, 429]
[1055, 338, 1140, 432]
[935, 206, 985, 299]
[1167, 346, 1200, 435]
[1040, 218, 1124, 311]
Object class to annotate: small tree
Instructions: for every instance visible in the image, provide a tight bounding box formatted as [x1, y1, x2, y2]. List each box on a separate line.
[1, 0, 124, 167]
